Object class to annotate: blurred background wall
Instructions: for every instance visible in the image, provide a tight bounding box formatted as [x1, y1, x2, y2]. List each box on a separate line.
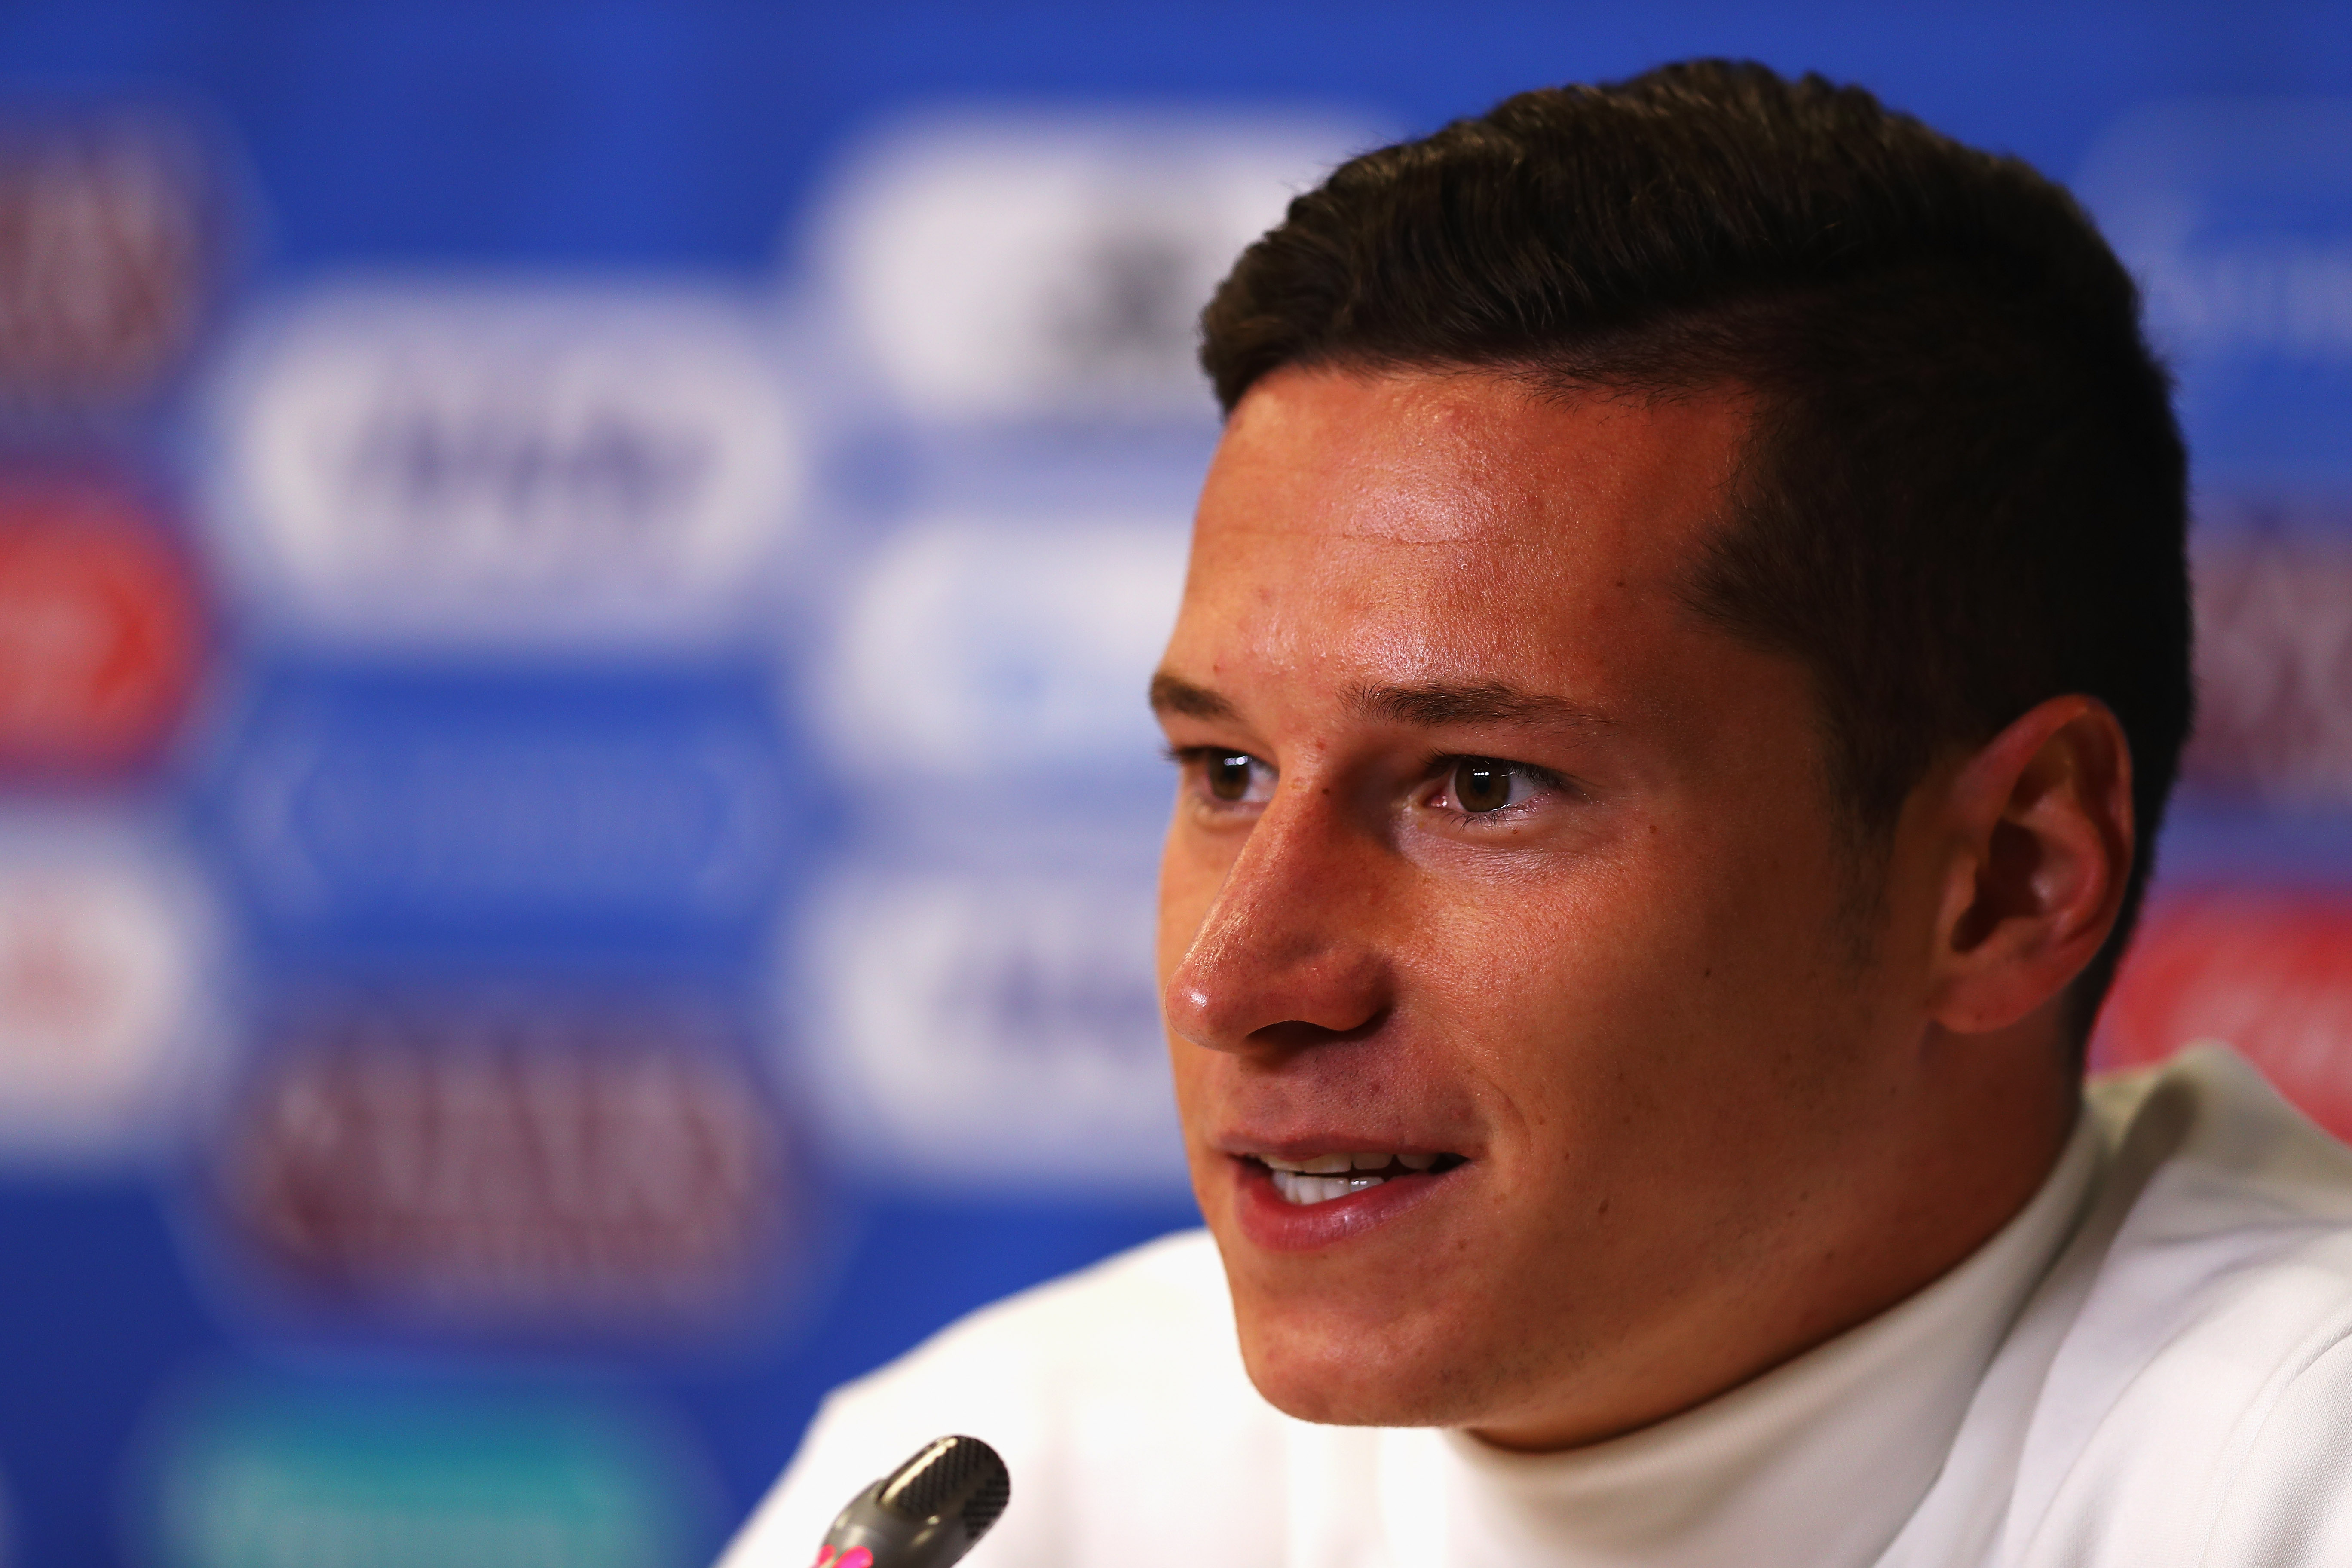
[0, 3, 2349, 1563]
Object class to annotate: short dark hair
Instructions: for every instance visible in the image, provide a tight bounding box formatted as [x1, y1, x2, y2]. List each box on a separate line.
[1199, 58, 2193, 1047]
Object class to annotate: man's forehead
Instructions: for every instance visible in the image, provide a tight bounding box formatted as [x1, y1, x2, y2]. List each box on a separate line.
[1165, 367, 1758, 728]
[1196, 365, 1750, 562]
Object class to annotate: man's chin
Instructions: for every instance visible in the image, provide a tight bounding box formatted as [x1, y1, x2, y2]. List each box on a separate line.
[1230, 1307, 1508, 1431]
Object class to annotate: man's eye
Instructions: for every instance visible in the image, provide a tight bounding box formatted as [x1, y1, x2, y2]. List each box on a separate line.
[1170, 746, 1276, 807]
[1206, 752, 1265, 802]
[1444, 756, 1547, 814]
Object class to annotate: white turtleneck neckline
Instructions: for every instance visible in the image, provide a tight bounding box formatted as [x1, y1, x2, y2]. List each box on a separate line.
[1371, 1110, 2105, 1568]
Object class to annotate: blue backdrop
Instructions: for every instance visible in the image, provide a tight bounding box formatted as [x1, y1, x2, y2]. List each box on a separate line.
[1, 4, 2350, 1565]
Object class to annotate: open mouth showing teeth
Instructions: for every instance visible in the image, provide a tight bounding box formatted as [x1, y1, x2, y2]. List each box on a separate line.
[1253, 1152, 1467, 1205]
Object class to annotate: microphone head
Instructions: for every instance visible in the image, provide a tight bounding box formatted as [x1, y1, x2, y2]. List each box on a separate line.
[817, 1435, 1010, 1568]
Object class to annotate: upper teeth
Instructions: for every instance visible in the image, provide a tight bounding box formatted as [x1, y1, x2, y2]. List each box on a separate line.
[1263, 1152, 1439, 1173]
[1261, 1151, 1445, 1205]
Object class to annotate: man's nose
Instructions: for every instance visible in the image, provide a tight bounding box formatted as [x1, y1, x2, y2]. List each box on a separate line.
[1161, 782, 1393, 1054]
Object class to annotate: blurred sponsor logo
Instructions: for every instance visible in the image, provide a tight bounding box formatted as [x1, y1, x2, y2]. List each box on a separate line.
[210, 283, 803, 644]
[220, 676, 784, 934]
[141, 1381, 716, 1568]
[0, 114, 216, 408]
[2181, 515, 2352, 808]
[816, 515, 1186, 784]
[2078, 100, 2352, 484]
[796, 867, 1183, 1189]
[0, 475, 202, 774]
[812, 113, 1365, 420]
[0, 823, 211, 1157]
[215, 995, 790, 1329]
[2096, 890, 2352, 1139]
[2082, 101, 2352, 361]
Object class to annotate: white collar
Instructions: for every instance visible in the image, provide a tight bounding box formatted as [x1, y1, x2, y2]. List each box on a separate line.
[1374, 1112, 2104, 1568]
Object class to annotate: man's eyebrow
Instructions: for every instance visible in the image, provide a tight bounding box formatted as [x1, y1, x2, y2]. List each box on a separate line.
[1149, 671, 1239, 722]
[1350, 681, 1613, 732]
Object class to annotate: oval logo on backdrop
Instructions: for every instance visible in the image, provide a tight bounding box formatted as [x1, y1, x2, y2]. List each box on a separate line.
[210, 993, 793, 1333]
[2096, 891, 2352, 1141]
[0, 823, 213, 1158]
[137, 1380, 719, 1568]
[0, 475, 203, 775]
[809, 113, 1368, 421]
[2077, 99, 2352, 489]
[214, 671, 787, 939]
[815, 515, 1188, 785]
[793, 867, 1183, 1190]
[0, 113, 219, 410]
[208, 282, 805, 645]
[2183, 512, 2352, 809]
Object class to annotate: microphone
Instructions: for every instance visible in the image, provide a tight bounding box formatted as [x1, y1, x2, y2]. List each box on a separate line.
[812, 1434, 1011, 1568]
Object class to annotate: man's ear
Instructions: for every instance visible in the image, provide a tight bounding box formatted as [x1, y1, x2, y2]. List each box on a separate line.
[1924, 695, 2135, 1036]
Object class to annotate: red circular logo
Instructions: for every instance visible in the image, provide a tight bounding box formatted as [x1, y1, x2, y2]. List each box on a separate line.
[2096, 890, 2352, 1139]
[0, 477, 202, 773]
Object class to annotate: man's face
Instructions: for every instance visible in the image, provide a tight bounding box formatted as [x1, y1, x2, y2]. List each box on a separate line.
[1153, 367, 1929, 1449]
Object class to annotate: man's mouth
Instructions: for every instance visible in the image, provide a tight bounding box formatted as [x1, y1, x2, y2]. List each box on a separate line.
[1249, 1151, 1468, 1204]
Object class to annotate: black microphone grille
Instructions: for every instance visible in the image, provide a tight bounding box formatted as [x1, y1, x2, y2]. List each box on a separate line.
[876, 1434, 1011, 1541]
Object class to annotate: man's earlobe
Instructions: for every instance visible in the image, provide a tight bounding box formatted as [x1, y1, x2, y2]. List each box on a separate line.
[1926, 695, 2135, 1035]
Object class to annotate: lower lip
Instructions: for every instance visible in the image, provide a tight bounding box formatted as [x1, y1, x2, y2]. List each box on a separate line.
[1228, 1159, 1464, 1252]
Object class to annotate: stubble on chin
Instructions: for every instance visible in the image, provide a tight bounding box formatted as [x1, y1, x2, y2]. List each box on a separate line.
[1222, 1276, 1565, 1433]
